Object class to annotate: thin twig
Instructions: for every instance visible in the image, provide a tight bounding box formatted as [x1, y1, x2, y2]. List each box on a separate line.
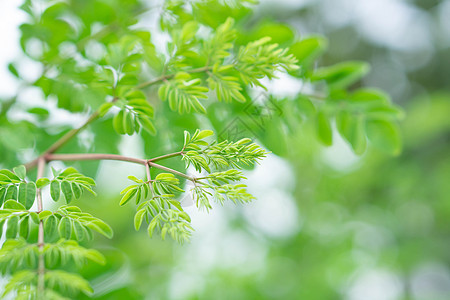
[33, 152, 195, 182]
[25, 112, 99, 170]
[25, 98, 119, 170]
[148, 161, 194, 181]
[148, 151, 183, 162]
[145, 162, 155, 197]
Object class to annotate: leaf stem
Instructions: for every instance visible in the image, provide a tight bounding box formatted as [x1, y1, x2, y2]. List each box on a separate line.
[147, 161, 194, 181]
[145, 162, 155, 197]
[136, 66, 211, 89]
[36, 157, 46, 299]
[148, 151, 183, 162]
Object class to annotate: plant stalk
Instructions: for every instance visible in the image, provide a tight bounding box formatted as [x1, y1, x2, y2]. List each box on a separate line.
[136, 66, 211, 89]
[145, 162, 155, 197]
[148, 151, 183, 162]
[36, 157, 46, 298]
[25, 111, 100, 170]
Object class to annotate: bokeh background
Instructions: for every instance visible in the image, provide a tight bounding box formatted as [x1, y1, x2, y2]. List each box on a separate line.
[0, 0, 449, 299]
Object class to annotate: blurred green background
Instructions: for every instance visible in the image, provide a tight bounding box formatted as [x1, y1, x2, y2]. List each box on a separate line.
[1, 0, 449, 299]
[82, 1, 450, 299]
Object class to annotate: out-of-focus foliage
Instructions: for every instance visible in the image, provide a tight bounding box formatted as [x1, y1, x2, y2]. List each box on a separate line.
[0, 0, 402, 171]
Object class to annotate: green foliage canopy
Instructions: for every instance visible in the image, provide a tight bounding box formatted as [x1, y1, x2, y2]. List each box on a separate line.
[0, 0, 404, 298]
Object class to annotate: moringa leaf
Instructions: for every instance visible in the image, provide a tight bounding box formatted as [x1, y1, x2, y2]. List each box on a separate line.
[50, 180, 60, 202]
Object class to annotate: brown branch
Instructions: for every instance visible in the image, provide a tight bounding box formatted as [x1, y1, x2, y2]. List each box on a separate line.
[45, 153, 147, 165]
[25, 112, 100, 170]
[26, 98, 119, 170]
[35, 152, 195, 182]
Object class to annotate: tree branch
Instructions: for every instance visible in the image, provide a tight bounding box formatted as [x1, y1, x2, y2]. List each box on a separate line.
[33, 153, 195, 182]
[25, 98, 120, 170]
[45, 153, 147, 165]
[25, 112, 100, 170]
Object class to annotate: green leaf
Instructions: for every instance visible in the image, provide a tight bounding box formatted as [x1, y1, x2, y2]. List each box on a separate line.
[13, 165, 26, 180]
[113, 109, 125, 134]
[138, 116, 156, 135]
[123, 109, 135, 135]
[63, 206, 82, 212]
[73, 220, 85, 241]
[29, 212, 39, 224]
[350, 88, 390, 107]
[0, 170, 20, 182]
[98, 102, 113, 117]
[4, 199, 26, 210]
[61, 180, 73, 203]
[336, 112, 367, 155]
[71, 182, 82, 199]
[27, 107, 49, 120]
[366, 106, 405, 121]
[196, 130, 214, 140]
[18, 182, 27, 208]
[45, 215, 58, 238]
[316, 111, 333, 146]
[36, 178, 50, 188]
[44, 270, 93, 295]
[119, 187, 137, 206]
[311, 61, 370, 91]
[148, 219, 157, 238]
[289, 36, 328, 70]
[85, 249, 106, 265]
[6, 215, 19, 238]
[39, 210, 53, 220]
[0, 187, 6, 207]
[58, 217, 72, 239]
[50, 180, 60, 202]
[0, 219, 5, 239]
[88, 220, 113, 239]
[19, 215, 30, 239]
[18, 182, 36, 209]
[5, 185, 17, 201]
[366, 120, 402, 155]
[134, 209, 146, 231]
[8, 62, 19, 77]
[0, 174, 11, 184]
[59, 167, 79, 177]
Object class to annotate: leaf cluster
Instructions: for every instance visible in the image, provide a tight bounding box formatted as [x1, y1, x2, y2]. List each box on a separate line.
[0, 167, 111, 299]
[37, 167, 97, 204]
[40, 205, 113, 241]
[0, 166, 37, 209]
[183, 130, 268, 172]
